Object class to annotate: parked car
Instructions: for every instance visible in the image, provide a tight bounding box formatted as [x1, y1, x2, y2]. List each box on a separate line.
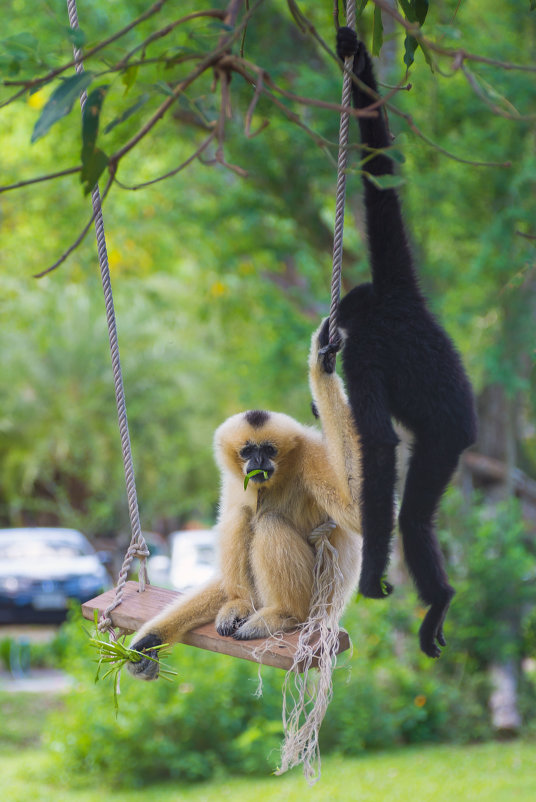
[168, 529, 220, 592]
[0, 527, 109, 623]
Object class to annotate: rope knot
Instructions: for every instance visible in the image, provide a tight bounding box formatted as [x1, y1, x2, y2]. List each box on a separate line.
[308, 519, 337, 548]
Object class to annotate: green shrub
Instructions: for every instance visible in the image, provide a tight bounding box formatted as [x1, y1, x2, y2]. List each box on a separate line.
[45, 599, 497, 787]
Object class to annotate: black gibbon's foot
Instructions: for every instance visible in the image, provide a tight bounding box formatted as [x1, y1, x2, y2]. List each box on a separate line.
[359, 575, 394, 599]
[418, 594, 454, 658]
[127, 633, 162, 681]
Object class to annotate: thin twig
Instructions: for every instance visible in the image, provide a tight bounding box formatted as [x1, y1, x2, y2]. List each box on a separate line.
[1, 0, 171, 108]
[114, 9, 226, 71]
[0, 166, 81, 193]
[33, 173, 113, 278]
[108, 0, 265, 169]
[371, 0, 536, 73]
[387, 104, 512, 168]
[461, 65, 536, 121]
[115, 131, 216, 190]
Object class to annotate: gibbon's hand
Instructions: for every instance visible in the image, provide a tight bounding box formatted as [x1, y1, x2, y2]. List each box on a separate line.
[317, 317, 341, 374]
[127, 633, 162, 681]
[359, 573, 394, 599]
[336, 26, 367, 75]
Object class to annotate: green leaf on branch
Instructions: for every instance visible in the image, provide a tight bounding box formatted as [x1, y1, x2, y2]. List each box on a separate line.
[81, 86, 109, 194]
[364, 173, 406, 190]
[82, 85, 108, 150]
[0, 32, 43, 76]
[398, 0, 414, 20]
[31, 72, 93, 143]
[66, 27, 86, 49]
[356, 0, 369, 17]
[404, 34, 419, 69]
[121, 65, 138, 94]
[104, 94, 149, 134]
[414, 0, 430, 26]
[372, 5, 383, 56]
[81, 147, 109, 195]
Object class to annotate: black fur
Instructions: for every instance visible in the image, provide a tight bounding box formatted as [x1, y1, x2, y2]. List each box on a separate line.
[336, 28, 477, 657]
[128, 632, 162, 680]
[245, 409, 270, 428]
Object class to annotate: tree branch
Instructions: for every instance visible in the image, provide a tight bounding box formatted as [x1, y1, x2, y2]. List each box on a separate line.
[33, 174, 113, 278]
[371, 0, 536, 74]
[1, 0, 171, 108]
[115, 131, 216, 190]
[0, 166, 81, 194]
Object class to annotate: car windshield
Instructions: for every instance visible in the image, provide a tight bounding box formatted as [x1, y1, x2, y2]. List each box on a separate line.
[0, 538, 89, 560]
[195, 544, 215, 566]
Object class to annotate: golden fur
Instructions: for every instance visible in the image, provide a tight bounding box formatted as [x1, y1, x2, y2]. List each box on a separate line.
[128, 324, 362, 678]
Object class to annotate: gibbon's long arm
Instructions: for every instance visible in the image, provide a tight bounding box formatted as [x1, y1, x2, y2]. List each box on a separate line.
[337, 26, 417, 294]
[335, 28, 478, 657]
[306, 322, 362, 533]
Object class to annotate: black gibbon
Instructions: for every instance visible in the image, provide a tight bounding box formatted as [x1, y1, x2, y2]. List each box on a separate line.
[329, 27, 477, 657]
[127, 323, 362, 679]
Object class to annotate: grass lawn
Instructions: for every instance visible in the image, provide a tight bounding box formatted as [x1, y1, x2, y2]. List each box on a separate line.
[1, 715, 534, 802]
[2, 688, 535, 802]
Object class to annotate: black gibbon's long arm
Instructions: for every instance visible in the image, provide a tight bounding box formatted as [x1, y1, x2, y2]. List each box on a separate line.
[338, 26, 417, 295]
[335, 28, 477, 658]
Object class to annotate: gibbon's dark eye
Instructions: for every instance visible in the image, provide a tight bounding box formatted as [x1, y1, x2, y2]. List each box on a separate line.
[263, 444, 278, 459]
[239, 443, 255, 460]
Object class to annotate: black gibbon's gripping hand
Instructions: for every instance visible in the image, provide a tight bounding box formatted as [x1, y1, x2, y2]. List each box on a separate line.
[336, 25, 360, 62]
[127, 633, 162, 681]
[318, 317, 341, 374]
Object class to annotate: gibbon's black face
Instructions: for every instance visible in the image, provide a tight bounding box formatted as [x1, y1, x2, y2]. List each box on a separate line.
[239, 441, 278, 483]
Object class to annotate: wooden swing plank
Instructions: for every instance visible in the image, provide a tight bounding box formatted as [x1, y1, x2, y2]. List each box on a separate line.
[81, 581, 350, 672]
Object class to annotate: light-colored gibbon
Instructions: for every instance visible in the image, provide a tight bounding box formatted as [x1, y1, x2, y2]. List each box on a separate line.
[128, 323, 363, 680]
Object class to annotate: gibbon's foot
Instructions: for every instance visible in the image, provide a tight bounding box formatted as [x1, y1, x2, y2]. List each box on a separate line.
[418, 594, 454, 658]
[215, 599, 254, 637]
[358, 574, 394, 599]
[127, 633, 162, 681]
[232, 609, 294, 641]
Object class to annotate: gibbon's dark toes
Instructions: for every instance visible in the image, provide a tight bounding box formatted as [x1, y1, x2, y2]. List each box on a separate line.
[127, 633, 162, 680]
[216, 617, 247, 637]
[336, 26, 359, 60]
[437, 627, 447, 648]
[231, 628, 254, 641]
[359, 576, 394, 599]
[418, 613, 445, 658]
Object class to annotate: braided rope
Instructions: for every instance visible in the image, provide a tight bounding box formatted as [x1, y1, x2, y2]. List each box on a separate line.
[66, 0, 149, 632]
[328, 0, 357, 346]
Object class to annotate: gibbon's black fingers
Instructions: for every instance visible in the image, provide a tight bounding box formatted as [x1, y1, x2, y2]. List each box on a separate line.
[311, 401, 320, 419]
[127, 632, 162, 681]
[336, 26, 359, 60]
[316, 316, 341, 374]
[358, 576, 394, 599]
